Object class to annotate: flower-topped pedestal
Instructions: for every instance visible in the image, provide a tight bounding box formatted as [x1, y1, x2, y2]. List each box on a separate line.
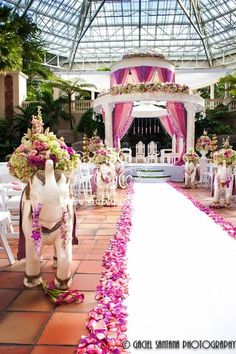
[196, 130, 212, 160]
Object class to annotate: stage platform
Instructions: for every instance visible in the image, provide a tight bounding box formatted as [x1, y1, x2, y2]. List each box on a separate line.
[125, 163, 184, 182]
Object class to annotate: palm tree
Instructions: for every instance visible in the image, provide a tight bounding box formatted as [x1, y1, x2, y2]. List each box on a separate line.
[48, 78, 95, 129]
[219, 74, 236, 97]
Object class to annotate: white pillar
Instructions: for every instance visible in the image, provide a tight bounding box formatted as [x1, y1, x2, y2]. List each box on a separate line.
[172, 134, 176, 153]
[104, 104, 113, 147]
[91, 91, 95, 100]
[184, 102, 197, 151]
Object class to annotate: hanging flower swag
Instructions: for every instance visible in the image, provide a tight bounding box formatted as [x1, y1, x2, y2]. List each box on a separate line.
[98, 82, 189, 97]
[77, 183, 134, 353]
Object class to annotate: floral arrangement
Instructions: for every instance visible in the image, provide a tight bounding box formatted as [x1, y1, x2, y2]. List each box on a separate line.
[195, 130, 212, 152]
[92, 147, 119, 165]
[77, 184, 133, 353]
[183, 149, 199, 163]
[123, 51, 165, 59]
[98, 82, 189, 97]
[8, 108, 79, 181]
[212, 139, 236, 165]
[88, 130, 104, 153]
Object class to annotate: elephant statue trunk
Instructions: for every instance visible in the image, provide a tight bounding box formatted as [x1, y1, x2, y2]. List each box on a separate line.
[21, 159, 75, 289]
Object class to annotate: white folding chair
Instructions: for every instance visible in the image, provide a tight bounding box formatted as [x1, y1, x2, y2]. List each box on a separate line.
[0, 211, 15, 264]
[0, 186, 21, 237]
[73, 163, 92, 204]
[160, 149, 173, 163]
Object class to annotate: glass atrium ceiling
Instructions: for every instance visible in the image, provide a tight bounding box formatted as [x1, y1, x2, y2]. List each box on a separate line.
[3, 0, 236, 68]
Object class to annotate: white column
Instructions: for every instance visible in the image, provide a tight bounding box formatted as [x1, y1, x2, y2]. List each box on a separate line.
[184, 102, 197, 151]
[91, 91, 95, 100]
[210, 84, 215, 109]
[104, 103, 113, 147]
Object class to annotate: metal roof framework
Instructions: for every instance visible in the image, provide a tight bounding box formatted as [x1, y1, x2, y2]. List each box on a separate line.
[2, 0, 236, 68]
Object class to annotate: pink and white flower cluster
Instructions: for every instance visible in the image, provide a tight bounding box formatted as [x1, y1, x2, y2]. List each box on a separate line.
[8, 110, 79, 181]
[195, 132, 212, 152]
[183, 149, 199, 163]
[77, 184, 134, 353]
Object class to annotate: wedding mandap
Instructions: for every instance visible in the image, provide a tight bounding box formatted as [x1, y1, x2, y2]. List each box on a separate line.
[93, 52, 205, 161]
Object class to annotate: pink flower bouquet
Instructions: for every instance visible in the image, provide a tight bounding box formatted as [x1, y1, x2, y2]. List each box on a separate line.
[195, 131, 212, 152]
[183, 149, 199, 163]
[8, 109, 79, 181]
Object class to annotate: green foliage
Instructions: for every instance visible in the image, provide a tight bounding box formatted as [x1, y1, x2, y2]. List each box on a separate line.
[197, 82, 225, 99]
[48, 78, 96, 129]
[76, 108, 105, 139]
[0, 5, 44, 74]
[195, 107, 233, 137]
[96, 67, 111, 71]
[219, 73, 236, 97]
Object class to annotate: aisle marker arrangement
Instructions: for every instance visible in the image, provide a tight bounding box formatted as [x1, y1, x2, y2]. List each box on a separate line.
[169, 182, 236, 238]
[77, 184, 134, 354]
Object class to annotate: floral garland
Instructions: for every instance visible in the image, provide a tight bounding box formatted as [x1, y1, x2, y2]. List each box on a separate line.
[31, 204, 69, 259]
[183, 149, 199, 163]
[31, 203, 43, 259]
[195, 131, 212, 152]
[169, 182, 236, 238]
[77, 183, 134, 353]
[8, 108, 79, 181]
[98, 82, 189, 97]
[123, 52, 165, 60]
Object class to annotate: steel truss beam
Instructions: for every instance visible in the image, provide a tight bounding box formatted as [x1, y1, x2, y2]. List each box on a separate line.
[177, 0, 212, 67]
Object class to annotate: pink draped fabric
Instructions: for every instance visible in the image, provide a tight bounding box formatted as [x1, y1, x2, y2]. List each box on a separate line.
[167, 102, 187, 156]
[157, 67, 175, 82]
[113, 102, 133, 148]
[130, 66, 156, 83]
[159, 115, 178, 138]
[110, 68, 129, 86]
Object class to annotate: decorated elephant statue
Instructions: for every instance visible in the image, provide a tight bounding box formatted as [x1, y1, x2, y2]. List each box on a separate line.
[212, 139, 236, 208]
[183, 149, 199, 188]
[20, 159, 75, 289]
[213, 161, 234, 207]
[184, 160, 198, 188]
[96, 162, 117, 205]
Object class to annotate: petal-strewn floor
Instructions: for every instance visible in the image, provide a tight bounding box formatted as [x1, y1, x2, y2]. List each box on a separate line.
[0, 193, 125, 354]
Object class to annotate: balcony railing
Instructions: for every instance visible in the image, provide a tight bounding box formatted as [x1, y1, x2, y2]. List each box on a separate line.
[205, 98, 236, 111]
[22, 98, 236, 113]
[22, 100, 94, 113]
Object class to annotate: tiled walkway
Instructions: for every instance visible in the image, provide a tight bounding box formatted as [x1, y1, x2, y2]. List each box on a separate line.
[0, 193, 125, 354]
[0, 185, 235, 353]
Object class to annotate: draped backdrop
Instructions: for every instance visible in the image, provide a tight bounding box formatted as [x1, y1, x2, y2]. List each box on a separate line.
[113, 102, 133, 148]
[110, 66, 175, 87]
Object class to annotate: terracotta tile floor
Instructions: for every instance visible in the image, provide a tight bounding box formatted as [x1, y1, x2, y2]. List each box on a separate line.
[1, 185, 235, 353]
[0, 192, 125, 353]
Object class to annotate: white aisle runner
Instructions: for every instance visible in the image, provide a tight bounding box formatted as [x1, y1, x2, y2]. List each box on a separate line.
[126, 183, 236, 354]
